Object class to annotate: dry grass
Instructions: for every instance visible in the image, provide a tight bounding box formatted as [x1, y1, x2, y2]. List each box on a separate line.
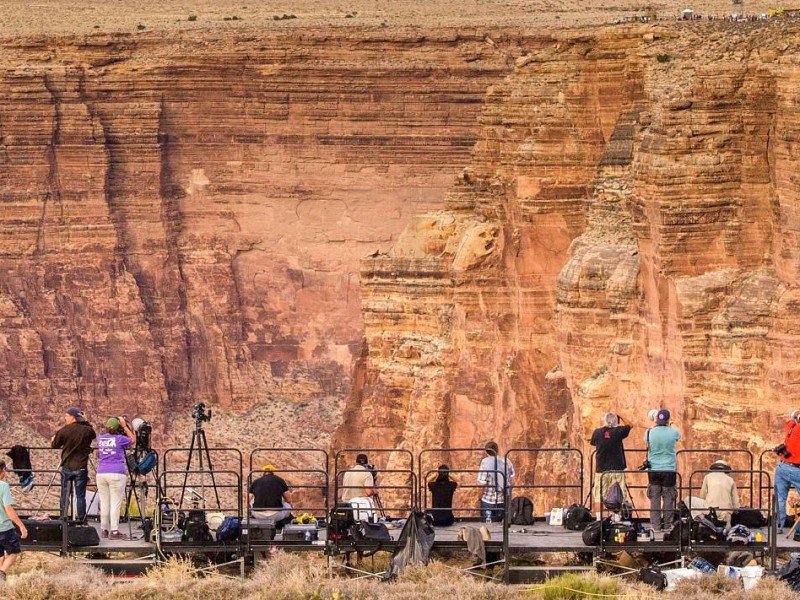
[2, 553, 800, 600]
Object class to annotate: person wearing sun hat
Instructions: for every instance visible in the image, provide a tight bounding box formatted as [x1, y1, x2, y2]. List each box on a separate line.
[96, 417, 135, 540]
[51, 407, 96, 522]
[249, 463, 293, 528]
[700, 459, 739, 527]
[644, 409, 681, 531]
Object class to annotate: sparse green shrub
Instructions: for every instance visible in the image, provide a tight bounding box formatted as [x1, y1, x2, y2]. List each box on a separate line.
[656, 53, 671, 63]
[530, 573, 617, 600]
[137, 23, 146, 31]
[188, 14, 197, 21]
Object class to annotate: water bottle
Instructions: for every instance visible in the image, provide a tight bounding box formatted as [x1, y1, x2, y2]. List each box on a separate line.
[304, 529, 312, 542]
[485, 510, 492, 523]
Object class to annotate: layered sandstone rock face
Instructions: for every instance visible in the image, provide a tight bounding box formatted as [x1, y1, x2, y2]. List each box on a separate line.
[349, 23, 800, 488]
[0, 29, 524, 445]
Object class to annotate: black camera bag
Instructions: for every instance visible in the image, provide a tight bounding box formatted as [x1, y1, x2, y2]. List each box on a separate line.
[638, 566, 667, 590]
[581, 517, 609, 546]
[563, 504, 593, 531]
[731, 508, 767, 528]
[350, 521, 391, 542]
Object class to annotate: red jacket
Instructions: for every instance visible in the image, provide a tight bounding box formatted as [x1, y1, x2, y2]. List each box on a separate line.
[784, 419, 800, 465]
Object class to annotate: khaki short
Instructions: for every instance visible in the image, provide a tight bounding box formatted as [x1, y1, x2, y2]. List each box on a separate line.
[593, 471, 628, 503]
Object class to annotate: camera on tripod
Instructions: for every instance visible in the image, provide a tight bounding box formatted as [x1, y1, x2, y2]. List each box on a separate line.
[131, 418, 153, 451]
[191, 402, 212, 424]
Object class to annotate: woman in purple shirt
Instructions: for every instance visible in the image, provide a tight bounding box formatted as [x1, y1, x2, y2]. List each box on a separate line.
[96, 417, 134, 540]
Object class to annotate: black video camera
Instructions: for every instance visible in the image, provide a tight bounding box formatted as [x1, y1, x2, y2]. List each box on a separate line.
[775, 443, 791, 459]
[136, 421, 153, 451]
[191, 402, 212, 423]
[637, 459, 652, 471]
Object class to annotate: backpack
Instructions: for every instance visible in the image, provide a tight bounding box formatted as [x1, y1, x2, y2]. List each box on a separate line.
[603, 481, 624, 511]
[731, 508, 767, 528]
[135, 450, 158, 475]
[638, 566, 667, 591]
[215, 516, 241, 542]
[563, 504, 594, 531]
[509, 496, 535, 525]
[581, 517, 609, 546]
[693, 515, 725, 543]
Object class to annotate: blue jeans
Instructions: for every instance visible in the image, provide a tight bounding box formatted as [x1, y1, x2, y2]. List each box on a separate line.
[775, 461, 800, 529]
[480, 499, 504, 522]
[60, 467, 89, 521]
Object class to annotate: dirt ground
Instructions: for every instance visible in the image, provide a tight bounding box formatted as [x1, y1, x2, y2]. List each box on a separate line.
[0, 0, 789, 38]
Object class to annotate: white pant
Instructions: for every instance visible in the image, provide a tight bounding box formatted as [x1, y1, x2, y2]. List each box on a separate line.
[96, 472, 127, 532]
[350, 496, 375, 522]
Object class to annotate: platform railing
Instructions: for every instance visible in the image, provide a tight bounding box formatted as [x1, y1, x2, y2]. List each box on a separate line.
[598, 469, 684, 553]
[14, 466, 69, 554]
[156, 469, 242, 551]
[758, 449, 779, 511]
[685, 468, 771, 554]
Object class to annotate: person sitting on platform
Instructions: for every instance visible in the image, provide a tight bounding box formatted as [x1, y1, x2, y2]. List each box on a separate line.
[775, 409, 800, 534]
[590, 412, 632, 518]
[427, 464, 457, 527]
[250, 464, 293, 528]
[477, 441, 515, 522]
[700, 459, 739, 527]
[645, 409, 680, 531]
[96, 417, 135, 540]
[340, 454, 376, 521]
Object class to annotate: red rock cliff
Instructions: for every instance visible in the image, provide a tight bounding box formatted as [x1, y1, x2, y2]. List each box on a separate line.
[0, 29, 527, 443]
[347, 23, 800, 478]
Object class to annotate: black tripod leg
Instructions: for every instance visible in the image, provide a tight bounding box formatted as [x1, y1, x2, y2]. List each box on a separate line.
[199, 430, 222, 508]
[179, 431, 197, 508]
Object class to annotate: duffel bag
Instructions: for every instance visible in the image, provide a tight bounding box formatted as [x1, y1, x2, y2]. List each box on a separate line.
[350, 521, 391, 542]
[638, 566, 667, 591]
[731, 508, 767, 528]
[581, 517, 609, 546]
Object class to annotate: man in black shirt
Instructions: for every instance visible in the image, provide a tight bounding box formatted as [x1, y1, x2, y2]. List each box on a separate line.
[590, 412, 632, 516]
[249, 464, 293, 527]
[51, 407, 96, 522]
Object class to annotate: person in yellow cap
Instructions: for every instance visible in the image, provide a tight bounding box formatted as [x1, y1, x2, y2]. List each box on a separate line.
[249, 464, 293, 528]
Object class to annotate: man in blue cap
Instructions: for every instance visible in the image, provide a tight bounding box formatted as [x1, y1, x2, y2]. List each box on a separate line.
[645, 409, 680, 531]
[51, 407, 96, 522]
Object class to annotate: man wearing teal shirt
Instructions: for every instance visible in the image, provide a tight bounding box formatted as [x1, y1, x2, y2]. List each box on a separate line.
[645, 409, 681, 531]
[0, 461, 28, 580]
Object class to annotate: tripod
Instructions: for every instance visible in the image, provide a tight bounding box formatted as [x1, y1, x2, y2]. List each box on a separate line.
[178, 415, 221, 509]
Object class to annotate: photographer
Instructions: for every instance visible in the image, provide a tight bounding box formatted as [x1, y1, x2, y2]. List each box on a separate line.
[97, 417, 134, 540]
[590, 412, 631, 517]
[775, 410, 800, 534]
[51, 407, 96, 522]
[645, 409, 680, 531]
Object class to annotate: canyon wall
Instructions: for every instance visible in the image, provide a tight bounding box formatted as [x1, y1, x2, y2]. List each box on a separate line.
[348, 23, 800, 483]
[0, 29, 526, 444]
[3, 22, 800, 485]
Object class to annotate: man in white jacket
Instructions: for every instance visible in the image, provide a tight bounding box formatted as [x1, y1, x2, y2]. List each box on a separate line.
[700, 459, 740, 526]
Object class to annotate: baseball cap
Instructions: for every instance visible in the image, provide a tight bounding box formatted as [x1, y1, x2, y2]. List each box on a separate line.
[66, 407, 85, 421]
[106, 417, 120, 430]
[656, 409, 671, 424]
[262, 464, 276, 472]
[356, 453, 368, 464]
